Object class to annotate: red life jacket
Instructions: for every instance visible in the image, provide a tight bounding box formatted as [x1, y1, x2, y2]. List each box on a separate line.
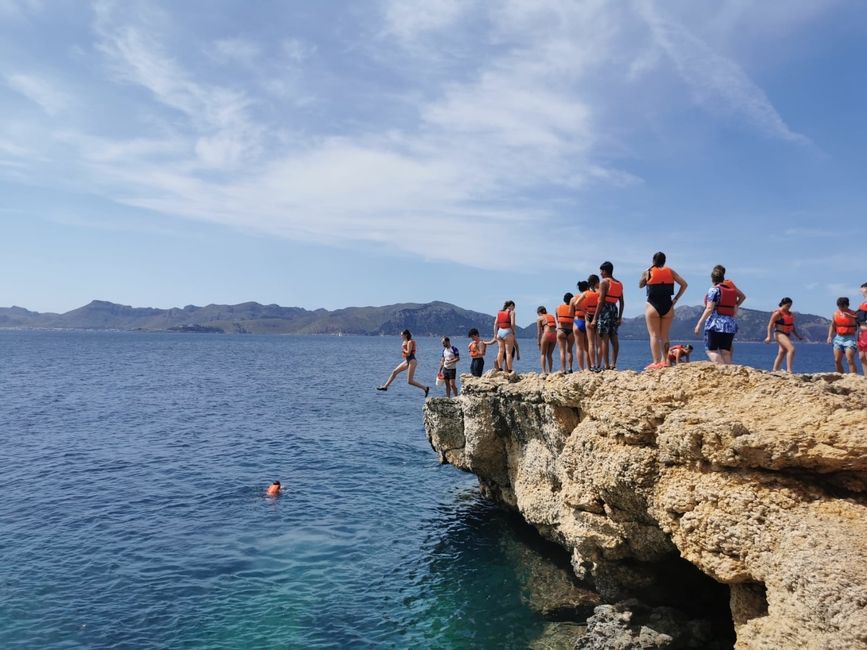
[556, 304, 573, 327]
[775, 311, 795, 334]
[402, 340, 416, 358]
[604, 279, 623, 304]
[496, 310, 512, 329]
[714, 283, 737, 316]
[834, 310, 856, 336]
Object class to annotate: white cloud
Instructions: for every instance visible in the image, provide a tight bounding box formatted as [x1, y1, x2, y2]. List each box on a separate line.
[638, 1, 808, 144]
[6, 73, 69, 115]
[208, 37, 261, 66]
[382, 0, 470, 42]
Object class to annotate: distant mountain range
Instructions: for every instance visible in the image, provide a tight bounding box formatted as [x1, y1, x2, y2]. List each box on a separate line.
[0, 300, 833, 342]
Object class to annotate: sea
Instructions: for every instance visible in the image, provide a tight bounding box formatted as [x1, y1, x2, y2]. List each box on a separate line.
[0, 331, 845, 648]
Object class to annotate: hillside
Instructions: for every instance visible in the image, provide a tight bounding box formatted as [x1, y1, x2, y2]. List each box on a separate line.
[0, 300, 833, 341]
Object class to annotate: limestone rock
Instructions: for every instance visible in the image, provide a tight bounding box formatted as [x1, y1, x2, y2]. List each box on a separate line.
[423, 364, 867, 649]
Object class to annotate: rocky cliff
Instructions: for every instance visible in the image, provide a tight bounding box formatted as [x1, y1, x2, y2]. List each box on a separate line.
[423, 365, 867, 649]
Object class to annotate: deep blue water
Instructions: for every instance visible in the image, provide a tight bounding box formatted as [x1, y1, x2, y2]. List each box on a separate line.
[0, 332, 848, 648]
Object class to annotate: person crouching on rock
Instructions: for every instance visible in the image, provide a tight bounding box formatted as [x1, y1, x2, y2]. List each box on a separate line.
[667, 344, 693, 365]
[467, 329, 486, 377]
[439, 336, 460, 397]
[377, 329, 430, 396]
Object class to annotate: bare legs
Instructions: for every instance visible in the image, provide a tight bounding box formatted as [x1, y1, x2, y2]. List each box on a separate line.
[497, 333, 516, 372]
[573, 327, 588, 371]
[644, 304, 675, 365]
[557, 331, 574, 372]
[381, 360, 428, 393]
[834, 347, 857, 373]
[587, 323, 599, 369]
[539, 338, 554, 374]
[706, 349, 733, 365]
[773, 333, 795, 372]
[600, 334, 619, 369]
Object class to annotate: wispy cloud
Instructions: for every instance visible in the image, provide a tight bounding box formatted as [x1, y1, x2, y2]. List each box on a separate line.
[6, 73, 69, 115]
[638, 1, 809, 144]
[0, 0, 831, 277]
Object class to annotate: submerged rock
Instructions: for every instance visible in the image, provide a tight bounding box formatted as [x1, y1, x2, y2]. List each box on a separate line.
[423, 364, 867, 649]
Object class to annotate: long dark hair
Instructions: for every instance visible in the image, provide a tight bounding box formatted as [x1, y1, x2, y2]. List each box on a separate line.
[401, 329, 412, 340]
[652, 251, 666, 267]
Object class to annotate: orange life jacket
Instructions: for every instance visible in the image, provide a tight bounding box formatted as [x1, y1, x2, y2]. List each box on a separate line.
[556, 304, 573, 327]
[860, 302, 867, 329]
[496, 310, 512, 329]
[714, 283, 737, 316]
[583, 290, 599, 316]
[668, 345, 688, 360]
[468, 340, 484, 358]
[834, 310, 856, 336]
[647, 266, 674, 285]
[402, 340, 416, 358]
[573, 301, 585, 319]
[545, 313, 556, 329]
[604, 279, 623, 304]
[775, 311, 795, 334]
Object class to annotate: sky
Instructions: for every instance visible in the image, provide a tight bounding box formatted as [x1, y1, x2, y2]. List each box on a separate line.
[1, 0, 865, 324]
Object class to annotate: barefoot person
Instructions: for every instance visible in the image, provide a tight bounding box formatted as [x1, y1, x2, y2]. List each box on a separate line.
[555, 293, 575, 373]
[492, 300, 517, 373]
[765, 297, 802, 373]
[694, 267, 739, 364]
[438, 337, 460, 397]
[639, 252, 688, 369]
[592, 262, 624, 370]
[571, 281, 591, 371]
[377, 329, 430, 396]
[827, 297, 858, 374]
[583, 275, 601, 371]
[536, 306, 556, 374]
[857, 283, 867, 376]
[467, 329, 487, 377]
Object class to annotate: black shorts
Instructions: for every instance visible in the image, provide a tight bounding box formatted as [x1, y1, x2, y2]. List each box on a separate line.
[470, 358, 484, 377]
[705, 331, 734, 351]
[442, 367, 457, 380]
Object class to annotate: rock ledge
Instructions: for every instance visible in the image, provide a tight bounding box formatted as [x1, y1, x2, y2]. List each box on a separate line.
[423, 364, 867, 649]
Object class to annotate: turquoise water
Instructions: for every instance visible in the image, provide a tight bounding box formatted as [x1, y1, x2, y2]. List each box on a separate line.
[0, 332, 577, 649]
[0, 332, 842, 648]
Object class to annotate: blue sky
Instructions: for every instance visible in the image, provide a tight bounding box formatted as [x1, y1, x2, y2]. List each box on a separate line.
[1, 0, 865, 324]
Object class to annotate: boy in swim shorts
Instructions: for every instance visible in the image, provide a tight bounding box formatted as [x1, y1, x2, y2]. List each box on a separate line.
[827, 297, 858, 373]
[439, 337, 461, 396]
[467, 329, 486, 377]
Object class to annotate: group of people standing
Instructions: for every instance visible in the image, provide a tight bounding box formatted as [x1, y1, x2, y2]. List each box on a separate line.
[376, 255, 867, 396]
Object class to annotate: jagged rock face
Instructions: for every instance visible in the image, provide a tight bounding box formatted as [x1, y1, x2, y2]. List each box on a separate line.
[423, 364, 867, 650]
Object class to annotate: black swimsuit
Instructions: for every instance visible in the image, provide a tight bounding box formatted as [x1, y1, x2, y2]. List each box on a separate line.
[646, 283, 674, 317]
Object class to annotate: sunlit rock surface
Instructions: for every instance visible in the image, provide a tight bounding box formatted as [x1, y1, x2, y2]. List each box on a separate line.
[423, 364, 867, 649]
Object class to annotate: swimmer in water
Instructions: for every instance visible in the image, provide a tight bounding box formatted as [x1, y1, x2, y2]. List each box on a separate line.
[266, 481, 281, 496]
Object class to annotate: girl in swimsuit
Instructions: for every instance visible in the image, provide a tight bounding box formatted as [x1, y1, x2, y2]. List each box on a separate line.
[492, 300, 517, 373]
[584, 275, 601, 371]
[377, 329, 430, 396]
[764, 297, 801, 373]
[536, 306, 557, 374]
[639, 252, 688, 368]
[571, 281, 590, 371]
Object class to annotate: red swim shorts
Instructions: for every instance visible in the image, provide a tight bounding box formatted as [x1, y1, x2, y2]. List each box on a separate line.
[858, 330, 867, 352]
